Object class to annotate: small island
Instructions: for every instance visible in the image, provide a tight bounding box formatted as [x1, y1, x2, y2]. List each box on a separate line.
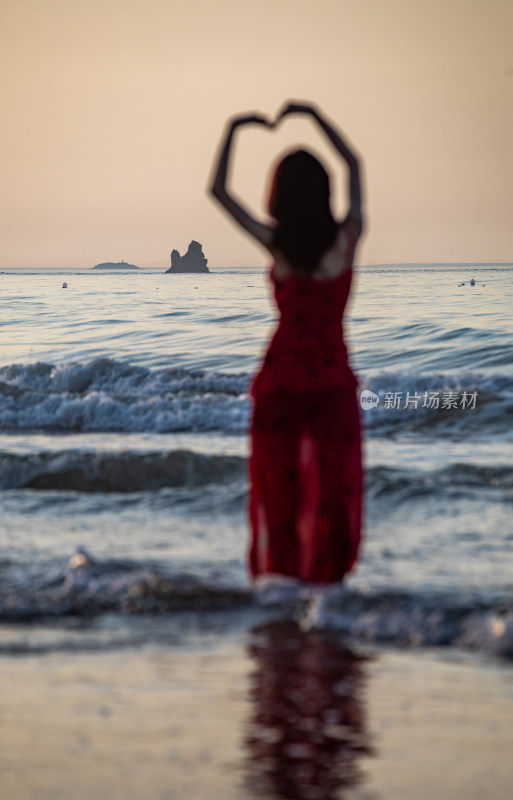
[93, 260, 140, 270]
[165, 241, 209, 273]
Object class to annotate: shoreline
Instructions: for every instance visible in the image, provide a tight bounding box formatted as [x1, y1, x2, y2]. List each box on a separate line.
[1, 623, 512, 800]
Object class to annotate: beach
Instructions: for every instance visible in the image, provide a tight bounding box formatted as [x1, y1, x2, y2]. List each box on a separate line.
[1, 625, 512, 800]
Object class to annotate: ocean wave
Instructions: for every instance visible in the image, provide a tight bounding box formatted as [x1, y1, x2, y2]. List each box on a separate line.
[1, 549, 512, 660]
[0, 358, 250, 433]
[0, 359, 512, 437]
[0, 449, 246, 491]
[360, 370, 513, 438]
[1, 447, 511, 496]
[0, 547, 251, 622]
[367, 463, 513, 503]
[256, 577, 513, 659]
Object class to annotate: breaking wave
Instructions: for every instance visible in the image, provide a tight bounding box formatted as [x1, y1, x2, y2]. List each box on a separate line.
[0, 358, 250, 433]
[0, 359, 511, 438]
[360, 370, 513, 438]
[1, 549, 512, 660]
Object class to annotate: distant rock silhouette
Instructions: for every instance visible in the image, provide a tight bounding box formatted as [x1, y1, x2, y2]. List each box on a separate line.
[93, 261, 139, 270]
[165, 241, 209, 273]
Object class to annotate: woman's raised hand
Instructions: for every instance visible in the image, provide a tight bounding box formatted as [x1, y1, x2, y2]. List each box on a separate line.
[275, 101, 319, 122]
[210, 110, 275, 248]
[228, 113, 273, 130]
[227, 104, 321, 131]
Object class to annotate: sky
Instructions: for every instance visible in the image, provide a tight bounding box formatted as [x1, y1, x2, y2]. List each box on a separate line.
[1, 0, 512, 269]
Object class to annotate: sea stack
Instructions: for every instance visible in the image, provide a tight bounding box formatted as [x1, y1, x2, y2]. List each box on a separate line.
[165, 241, 209, 273]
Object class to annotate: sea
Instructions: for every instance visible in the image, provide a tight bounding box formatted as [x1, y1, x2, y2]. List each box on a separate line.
[1, 263, 512, 660]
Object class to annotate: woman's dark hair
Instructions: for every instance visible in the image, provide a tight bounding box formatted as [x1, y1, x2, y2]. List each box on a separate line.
[268, 149, 338, 274]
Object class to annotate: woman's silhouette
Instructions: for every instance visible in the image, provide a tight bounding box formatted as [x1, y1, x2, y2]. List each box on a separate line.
[210, 101, 363, 583]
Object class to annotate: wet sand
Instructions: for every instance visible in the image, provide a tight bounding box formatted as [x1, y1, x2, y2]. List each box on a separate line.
[1, 628, 512, 800]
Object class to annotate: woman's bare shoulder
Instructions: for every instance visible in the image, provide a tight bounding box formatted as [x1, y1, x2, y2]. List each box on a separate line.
[312, 225, 356, 281]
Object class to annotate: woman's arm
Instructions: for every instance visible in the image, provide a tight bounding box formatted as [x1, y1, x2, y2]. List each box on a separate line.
[276, 101, 364, 233]
[209, 114, 274, 248]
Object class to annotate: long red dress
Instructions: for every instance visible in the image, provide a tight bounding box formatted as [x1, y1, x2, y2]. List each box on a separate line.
[249, 231, 362, 584]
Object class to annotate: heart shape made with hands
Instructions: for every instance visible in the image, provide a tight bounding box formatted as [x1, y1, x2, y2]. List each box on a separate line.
[236, 103, 315, 132]
[274, 102, 316, 126]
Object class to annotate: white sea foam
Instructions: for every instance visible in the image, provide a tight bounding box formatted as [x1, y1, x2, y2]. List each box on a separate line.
[1, 546, 512, 659]
[0, 359, 250, 433]
[1, 359, 511, 436]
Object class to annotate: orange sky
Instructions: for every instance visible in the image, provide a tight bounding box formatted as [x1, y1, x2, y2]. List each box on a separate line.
[1, 0, 512, 268]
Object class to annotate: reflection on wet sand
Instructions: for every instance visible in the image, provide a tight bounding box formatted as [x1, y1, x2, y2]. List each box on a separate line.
[244, 620, 374, 799]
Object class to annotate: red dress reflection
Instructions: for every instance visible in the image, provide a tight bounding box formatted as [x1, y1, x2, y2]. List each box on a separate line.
[244, 621, 372, 799]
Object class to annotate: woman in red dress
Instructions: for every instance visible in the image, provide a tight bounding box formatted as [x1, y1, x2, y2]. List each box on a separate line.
[210, 101, 364, 584]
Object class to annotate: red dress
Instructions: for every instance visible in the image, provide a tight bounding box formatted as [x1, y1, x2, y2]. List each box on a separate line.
[249, 241, 362, 584]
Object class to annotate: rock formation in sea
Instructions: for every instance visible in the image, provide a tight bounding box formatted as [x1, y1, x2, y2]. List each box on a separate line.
[93, 261, 139, 270]
[165, 241, 209, 273]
